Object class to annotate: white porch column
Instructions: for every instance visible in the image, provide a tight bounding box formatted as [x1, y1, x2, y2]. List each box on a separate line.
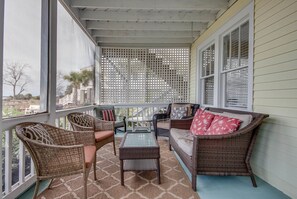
[40, 0, 49, 113]
[48, 0, 57, 125]
[95, 46, 101, 104]
[0, 1, 5, 198]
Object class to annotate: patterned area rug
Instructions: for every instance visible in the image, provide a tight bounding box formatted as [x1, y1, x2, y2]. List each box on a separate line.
[39, 138, 199, 199]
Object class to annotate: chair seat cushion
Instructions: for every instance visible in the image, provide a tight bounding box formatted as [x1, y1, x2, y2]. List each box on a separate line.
[170, 128, 193, 156]
[84, 146, 96, 168]
[157, 119, 170, 130]
[114, 120, 124, 128]
[95, 130, 114, 142]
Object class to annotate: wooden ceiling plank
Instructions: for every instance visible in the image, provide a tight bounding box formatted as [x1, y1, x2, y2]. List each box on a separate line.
[87, 21, 207, 31]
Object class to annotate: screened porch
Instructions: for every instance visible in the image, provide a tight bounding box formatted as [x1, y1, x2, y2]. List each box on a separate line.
[0, 0, 296, 199]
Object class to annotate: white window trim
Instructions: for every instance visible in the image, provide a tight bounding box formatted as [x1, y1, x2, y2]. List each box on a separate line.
[198, 42, 216, 106]
[196, 2, 254, 111]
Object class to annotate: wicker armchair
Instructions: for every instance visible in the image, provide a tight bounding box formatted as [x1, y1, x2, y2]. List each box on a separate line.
[15, 122, 96, 199]
[94, 105, 126, 133]
[169, 107, 269, 191]
[67, 112, 116, 170]
[153, 103, 200, 139]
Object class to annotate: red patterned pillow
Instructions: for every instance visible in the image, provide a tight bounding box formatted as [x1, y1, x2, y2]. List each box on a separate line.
[190, 109, 215, 135]
[206, 115, 241, 135]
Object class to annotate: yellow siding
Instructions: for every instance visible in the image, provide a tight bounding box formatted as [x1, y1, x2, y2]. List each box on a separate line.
[190, 0, 297, 198]
[253, 1, 297, 197]
[190, 0, 251, 102]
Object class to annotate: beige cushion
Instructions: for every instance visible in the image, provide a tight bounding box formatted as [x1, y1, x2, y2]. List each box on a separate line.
[171, 103, 192, 117]
[157, 119, 170, 129]
[170, 128, 193, 156]
[222, 112, 253, 129]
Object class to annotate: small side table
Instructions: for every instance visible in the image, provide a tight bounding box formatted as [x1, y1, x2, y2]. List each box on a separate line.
[119, 132, 161, 186]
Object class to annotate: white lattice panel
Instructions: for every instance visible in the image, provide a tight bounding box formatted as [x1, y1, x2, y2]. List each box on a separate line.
[100, 48, 189, 104]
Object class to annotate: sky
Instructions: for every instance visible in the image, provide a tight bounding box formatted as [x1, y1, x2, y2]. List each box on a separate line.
[3, 0, 95, 96]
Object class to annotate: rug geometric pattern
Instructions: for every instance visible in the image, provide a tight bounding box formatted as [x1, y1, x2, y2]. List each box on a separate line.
[38, 138, 199, 199]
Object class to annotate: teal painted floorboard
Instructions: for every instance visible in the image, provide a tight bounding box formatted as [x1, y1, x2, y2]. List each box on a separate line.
[174, 152, 290, 199]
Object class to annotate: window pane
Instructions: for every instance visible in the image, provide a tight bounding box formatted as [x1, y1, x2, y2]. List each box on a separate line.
[230, 28, 239, 69]
[223, 35, 230, 70]
[201, 44, 215, 77]
[2, 0, 47, 118]
[56, 2, 95, 110]
[203, 76, 214, 105]
[240, 21, 249, 67]
[225, 68, 248, 108]
[210, 44, 215, 75]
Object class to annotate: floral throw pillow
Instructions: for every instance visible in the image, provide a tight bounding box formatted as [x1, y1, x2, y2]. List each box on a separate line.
[190, 109, 215, 135]
[206, 115, 241, 135]
[171, 106, 188, 119]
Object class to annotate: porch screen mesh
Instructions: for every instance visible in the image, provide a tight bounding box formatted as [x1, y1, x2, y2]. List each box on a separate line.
[100, 48, 189, 104]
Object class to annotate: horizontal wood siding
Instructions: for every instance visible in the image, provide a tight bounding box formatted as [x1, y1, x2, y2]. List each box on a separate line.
[190, 0, 297, 197]
[253, 0, 297, 198]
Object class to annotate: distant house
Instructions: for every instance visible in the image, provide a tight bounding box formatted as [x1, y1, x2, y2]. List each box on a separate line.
[25, 105, 40, 115]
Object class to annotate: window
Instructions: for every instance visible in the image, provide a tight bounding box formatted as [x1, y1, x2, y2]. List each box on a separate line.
[221, 21, 249, 108]
[197, 3, 253, 110]
[2, 0, 48, 118]
[56, 2, 95, 110]
[200, 44, 215, 105]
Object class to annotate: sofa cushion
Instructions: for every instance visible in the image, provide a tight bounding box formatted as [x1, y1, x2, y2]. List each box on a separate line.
[205, 111, 253, 130]
[171, 106, 188, 119]
[170, 128, 193, 156]
[206, 115, 241, 135]
[171, 103, 192, 117]
[190, 109, 215, 135]
[222, 112, 252, 129]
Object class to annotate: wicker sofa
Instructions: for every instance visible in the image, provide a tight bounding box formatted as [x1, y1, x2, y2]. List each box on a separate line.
[169, 107, 269, 191]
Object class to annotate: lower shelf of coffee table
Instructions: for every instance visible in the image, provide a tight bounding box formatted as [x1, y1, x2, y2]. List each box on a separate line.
[123, 159, 157, 171]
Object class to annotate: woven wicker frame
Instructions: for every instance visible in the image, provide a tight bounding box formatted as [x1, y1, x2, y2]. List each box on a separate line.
[153, 103, 200, 139]
[169, 107, 269, 191]
[15, 122, 96, 199]
[67, 112, 116, 181]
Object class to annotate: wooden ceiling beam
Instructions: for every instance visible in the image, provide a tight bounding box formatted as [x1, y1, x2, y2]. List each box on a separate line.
[80, 10, 217, 22]
[92, 30, 199, 38]
[71, 0, 228, 11]
[87, 21, 207, 31]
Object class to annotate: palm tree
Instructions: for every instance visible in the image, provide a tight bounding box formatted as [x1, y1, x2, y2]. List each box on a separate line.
[64, 72, 82, 105]
[63, 70, 93, 105]
[81, 70, 93, 87]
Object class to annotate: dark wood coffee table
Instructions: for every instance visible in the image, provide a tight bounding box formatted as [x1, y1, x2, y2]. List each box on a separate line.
[119, 132, 160, 186]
